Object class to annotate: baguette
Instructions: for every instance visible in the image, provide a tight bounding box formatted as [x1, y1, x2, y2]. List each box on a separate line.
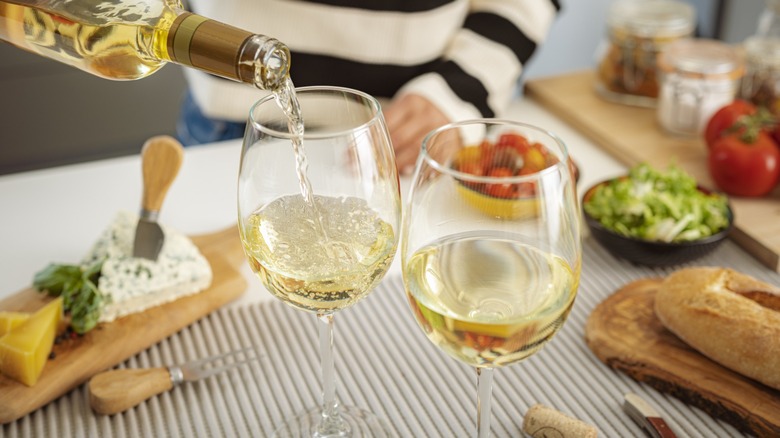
[654, 267, 780, 391]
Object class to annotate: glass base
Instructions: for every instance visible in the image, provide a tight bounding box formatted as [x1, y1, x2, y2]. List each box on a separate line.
[272, 405, 395, 438]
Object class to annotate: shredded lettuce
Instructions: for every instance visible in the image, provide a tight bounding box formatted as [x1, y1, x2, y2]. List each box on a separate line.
[583, 163, 731, 243]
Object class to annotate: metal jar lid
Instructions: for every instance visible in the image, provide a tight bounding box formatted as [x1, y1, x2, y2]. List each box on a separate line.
[608, 0, 696, 38]
[657, 38, 744, 80]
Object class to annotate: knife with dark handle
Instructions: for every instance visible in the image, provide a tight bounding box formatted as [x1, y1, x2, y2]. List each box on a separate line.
[132, 136, 184, 261]
[623, 393, 678, 438]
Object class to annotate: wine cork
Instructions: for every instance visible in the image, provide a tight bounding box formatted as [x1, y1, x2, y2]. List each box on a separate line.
[523, 404, 598, 438]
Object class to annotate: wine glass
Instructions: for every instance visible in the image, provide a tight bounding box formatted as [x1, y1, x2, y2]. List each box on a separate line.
[237, 86, 401, 437]
[400, 120, 581, 437]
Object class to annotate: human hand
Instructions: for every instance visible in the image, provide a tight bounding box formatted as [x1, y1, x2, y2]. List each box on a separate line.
[384, 93, 450, 173]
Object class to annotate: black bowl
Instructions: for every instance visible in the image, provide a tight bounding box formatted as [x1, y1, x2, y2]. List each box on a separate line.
[581, 179, 734, 267]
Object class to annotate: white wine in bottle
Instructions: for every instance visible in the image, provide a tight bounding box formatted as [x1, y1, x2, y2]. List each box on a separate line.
[0, 0, 290, 89]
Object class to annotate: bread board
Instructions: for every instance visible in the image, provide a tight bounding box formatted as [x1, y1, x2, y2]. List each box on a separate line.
[584, 278, 780, 437]
[0, 226, 247, 424]
[525, 70, 780, 272]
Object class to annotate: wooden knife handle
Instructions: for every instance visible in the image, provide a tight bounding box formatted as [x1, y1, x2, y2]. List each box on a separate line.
[89, 367, 174, 415]
[141, 135, 184, 213]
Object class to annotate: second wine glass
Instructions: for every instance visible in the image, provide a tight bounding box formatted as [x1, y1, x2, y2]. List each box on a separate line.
[237, 86, 401, 437]
[401, 120, 582, 437]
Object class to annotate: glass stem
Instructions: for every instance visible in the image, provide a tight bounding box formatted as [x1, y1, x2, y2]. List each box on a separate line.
[476, 367, 494, 438]
[316, 313, 348, 437]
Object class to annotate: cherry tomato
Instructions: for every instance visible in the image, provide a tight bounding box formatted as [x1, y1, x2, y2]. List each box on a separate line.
[49, 13, 75, 25]
[457, 145, 482, 164]
[463, 332, 502, 350]
[516, 182, 535, 197]
[487, 167, 513, 177]
[704, 100, 758, 148]
[524, 148, 546, 172]
[456, 131, 565, 199]
[459, 162, 484, 176]
[486, 167, 515, 198]
[496, 133, 530, 154]
[708, 131, 780, 197]
[455, 146, 484, 178]
[488, 147, 521, 171]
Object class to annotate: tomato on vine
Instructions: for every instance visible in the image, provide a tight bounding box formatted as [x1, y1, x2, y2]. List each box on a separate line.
[708, 131, 780, 197]
[705, 100, 758, 147]
[704, 100, 780, 196]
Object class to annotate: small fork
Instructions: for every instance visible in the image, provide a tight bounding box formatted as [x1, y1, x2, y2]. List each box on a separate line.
[89, 347, 258, 415]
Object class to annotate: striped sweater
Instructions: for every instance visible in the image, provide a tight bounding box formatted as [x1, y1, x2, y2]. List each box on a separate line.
[185, 0, 560, 123]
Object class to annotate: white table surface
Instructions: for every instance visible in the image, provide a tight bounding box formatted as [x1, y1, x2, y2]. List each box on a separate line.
[0, 99, 625, 304]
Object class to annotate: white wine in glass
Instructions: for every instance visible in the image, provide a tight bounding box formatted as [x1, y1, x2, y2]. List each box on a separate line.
[238, 86, 401, 437]
[401, 120, 582, 437]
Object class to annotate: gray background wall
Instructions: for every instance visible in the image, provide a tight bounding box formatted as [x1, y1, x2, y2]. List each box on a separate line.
[0, 43, 187, 175]
[0, 0, 765, 175]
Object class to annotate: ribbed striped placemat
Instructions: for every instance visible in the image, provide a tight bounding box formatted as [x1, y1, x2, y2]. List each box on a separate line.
[4, 237, 768, 437]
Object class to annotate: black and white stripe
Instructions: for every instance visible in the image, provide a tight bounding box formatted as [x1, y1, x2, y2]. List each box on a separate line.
[185, 0, 560, 122]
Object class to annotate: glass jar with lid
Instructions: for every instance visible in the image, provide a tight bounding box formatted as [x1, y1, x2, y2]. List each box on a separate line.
[758, 0, 780, 37]
[656, 39, 744, 136]
[740, 36, 780, 114]
[596, 0, 696, 107]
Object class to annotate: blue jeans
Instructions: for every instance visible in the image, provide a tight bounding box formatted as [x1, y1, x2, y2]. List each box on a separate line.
[176, 91, 246, 146]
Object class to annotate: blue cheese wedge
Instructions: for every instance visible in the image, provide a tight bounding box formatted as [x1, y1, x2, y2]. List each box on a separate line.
[82, 211, 212, 323]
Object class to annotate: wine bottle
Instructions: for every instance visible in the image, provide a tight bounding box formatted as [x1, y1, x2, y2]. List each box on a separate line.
[0, 0, 290, 90]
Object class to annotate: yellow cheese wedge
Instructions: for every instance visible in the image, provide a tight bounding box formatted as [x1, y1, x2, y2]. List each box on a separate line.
[0, 312, 30, 337]
[0, 298, 63, 386]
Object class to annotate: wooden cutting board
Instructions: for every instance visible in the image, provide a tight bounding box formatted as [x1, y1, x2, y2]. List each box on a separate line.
[585, 278, 780, 437]
[525, 70, 780, 272]
[0, 226, 247, 424]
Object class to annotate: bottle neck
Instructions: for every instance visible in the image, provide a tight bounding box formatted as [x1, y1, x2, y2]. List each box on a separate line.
[166, 12, 290, 90]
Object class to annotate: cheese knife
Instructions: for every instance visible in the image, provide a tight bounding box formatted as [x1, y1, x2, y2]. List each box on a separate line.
[132, 136, 184, 261]
[623, 393, 678, 438]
